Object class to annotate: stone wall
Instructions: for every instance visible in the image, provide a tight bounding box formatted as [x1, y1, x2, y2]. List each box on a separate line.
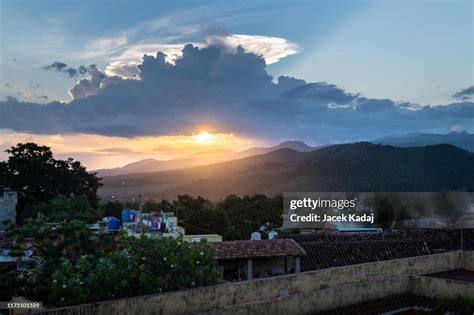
[33, 251, 469, 315]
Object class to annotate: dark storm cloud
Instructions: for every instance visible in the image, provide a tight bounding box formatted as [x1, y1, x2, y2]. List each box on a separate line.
[43, 61, 68, 72]
[2, 44, 473, 143]
[452, 86, 474, 100]
[43, 62, 98, 78]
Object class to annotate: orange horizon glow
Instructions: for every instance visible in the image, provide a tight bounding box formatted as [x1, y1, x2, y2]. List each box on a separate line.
[0, 128, 261, 170]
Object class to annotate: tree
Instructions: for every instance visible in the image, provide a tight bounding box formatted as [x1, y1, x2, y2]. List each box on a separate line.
[142, 199, 175, 213]
[32, 195, 102, 223]
[172, 195, 228, 235]
[0, 143, 102, 221]
[171, 194, 283, 240]
[216, 194, 283, 240]
[4, 219, 114, 305]
[4, 220, 218, 307]
[101, 200, 124, 219]
[0, 266, 23, 301]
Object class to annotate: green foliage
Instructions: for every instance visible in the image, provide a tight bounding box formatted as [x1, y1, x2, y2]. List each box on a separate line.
[4, 219, 114, 305]
[0, 143, 102, 221]
[0, 266, 24, 301]
[173, 195, 226, 235]
[101, 200, 124, 219]
[32, 195, 102, 223]
[142, 199, 174, 213]
[278, 228, 301, 238]
[172, 194, 283, 240]
[4, 220, 218, 307]
[48, 236, 219, 306]
[216, 194, 283, 240]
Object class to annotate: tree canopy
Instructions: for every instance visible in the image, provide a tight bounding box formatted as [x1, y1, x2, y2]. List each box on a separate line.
[0, 143, 102, 221]
[1, 219, 218, 306]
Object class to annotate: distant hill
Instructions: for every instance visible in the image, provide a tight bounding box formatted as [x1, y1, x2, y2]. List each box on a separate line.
[95, 149, 236, 177]
[99, 142, 474, 201]
[95, 141, 318, 176]
[236, 140, 320, 157]
[373, 131, 474, 152]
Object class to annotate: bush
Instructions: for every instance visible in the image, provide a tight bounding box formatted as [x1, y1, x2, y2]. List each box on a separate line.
[50, 235, 219, 306]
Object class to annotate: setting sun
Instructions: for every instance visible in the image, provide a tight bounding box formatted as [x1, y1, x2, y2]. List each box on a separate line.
[192, 131, 216, 144]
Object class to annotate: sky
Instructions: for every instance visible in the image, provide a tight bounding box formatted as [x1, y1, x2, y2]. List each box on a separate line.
[0, 0, 473, 169]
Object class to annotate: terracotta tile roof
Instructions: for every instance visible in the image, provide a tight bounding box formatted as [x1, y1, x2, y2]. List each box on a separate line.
[299, 240, 430, 271]
[289, 228, 474, 252]
[211, 239, 306, 260]
[284, 228, 474, 271]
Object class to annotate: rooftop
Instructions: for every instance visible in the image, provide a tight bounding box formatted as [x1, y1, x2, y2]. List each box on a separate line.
[211, 239, 306, 260]
[425, 269, 474, 283]
[287, 228, 474, 271]
[314, 294, 474, 315]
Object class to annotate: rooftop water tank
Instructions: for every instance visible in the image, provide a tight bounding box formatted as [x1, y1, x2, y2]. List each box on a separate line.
[107, 217, 120, 230]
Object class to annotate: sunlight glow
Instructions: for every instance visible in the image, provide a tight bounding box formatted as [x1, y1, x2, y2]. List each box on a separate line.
[0, 129, 258, 169]
[192, 131, 217, 144]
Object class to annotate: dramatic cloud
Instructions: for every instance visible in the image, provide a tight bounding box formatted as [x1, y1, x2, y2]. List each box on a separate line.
[1, 44, 473, 144]
[205, 34, 300, 65]
[43, 62, 97, 78]
[76, 5, 300, 77]
[104, 44, 185, 77]
[452, 86, 474, 100]
[68, 65, 108, 99]
[281, 83, 359, 104]
[43, 62, 77, 77]
[103, 34, 300, 78]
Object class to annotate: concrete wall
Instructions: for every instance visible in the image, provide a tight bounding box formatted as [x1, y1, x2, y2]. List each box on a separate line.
[411, 276, 474, 299]
[34, 251, 468, 315]
[204, 277, 411, 315]
[463, 251, 474, 270]
[0, 191, 17, 230]
[211, 274, 474, 315]
[182, 234, 222, 243]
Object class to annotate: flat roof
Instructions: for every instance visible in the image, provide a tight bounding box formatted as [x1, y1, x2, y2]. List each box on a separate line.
[424, 269, 474, 283]
[315, 294, 472, 314]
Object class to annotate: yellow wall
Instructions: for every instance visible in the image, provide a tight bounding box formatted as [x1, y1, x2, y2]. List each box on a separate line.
[182, 234, 223, 243]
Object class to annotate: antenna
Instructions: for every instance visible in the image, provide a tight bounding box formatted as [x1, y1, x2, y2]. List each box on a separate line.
[138, 194, 143, 221]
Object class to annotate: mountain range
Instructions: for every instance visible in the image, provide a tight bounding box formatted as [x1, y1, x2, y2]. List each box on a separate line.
[99, 142, 474, 201]
[97, 131, 473, 177]
[373, 131, 474, 152]
[95, 141, 319, 177]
